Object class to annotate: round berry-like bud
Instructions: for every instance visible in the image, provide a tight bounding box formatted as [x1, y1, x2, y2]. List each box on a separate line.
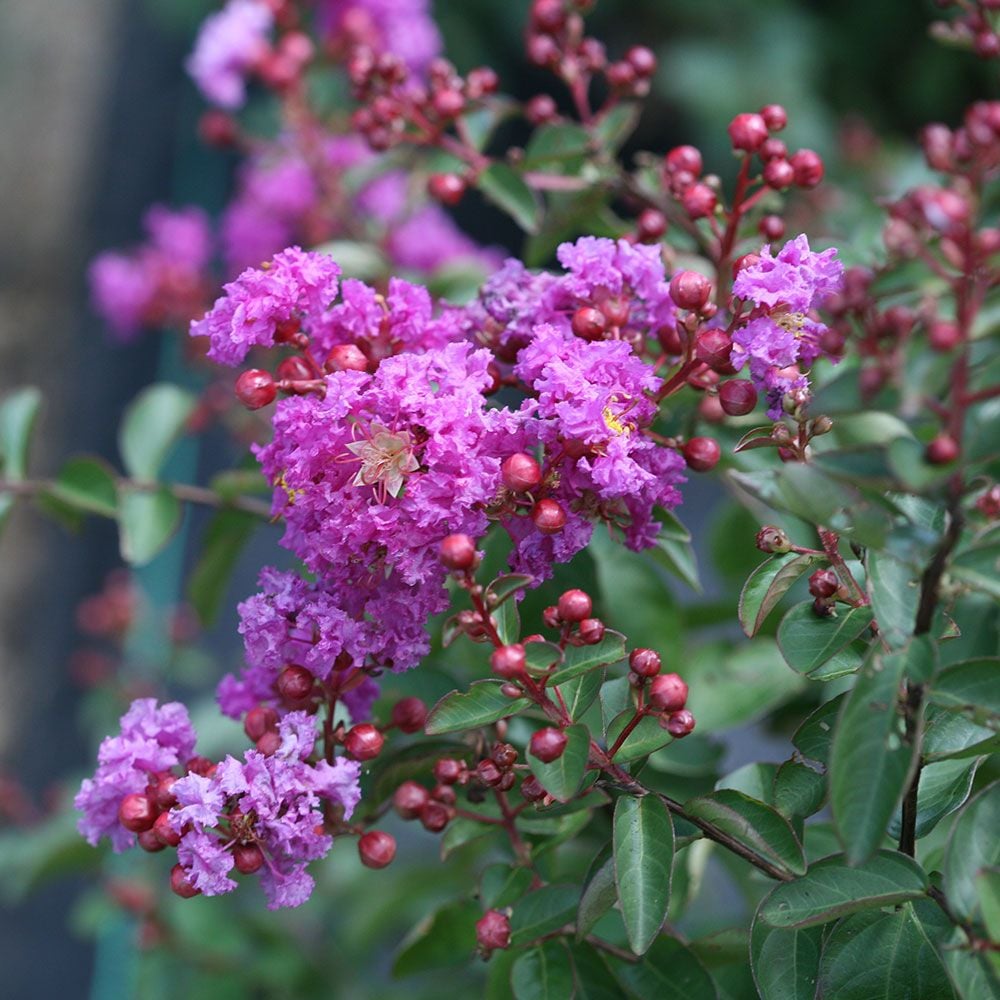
[497, 770, 516, 792]
[277, 665, 314, 703]
[975, 30, 1000, 58]
[428, 172, 467, 206]
[170, 864, 200, 899]
[929, 320, 960, 352]
[394, 780, 431, 819]
[557, 589, 592, 623]
[198, 109, 238, 147]
[532, 0, 567, 32]
[152, 775, 178, 810]
[390, 697, 428, 734]
[790, 149, 824, 188]
[629, 648, 661, 677]
[233, 843, 265, 874]
[695, 329, 733, 371]
[728, 112, 769, 152]
[718, 379, 758, 416]
[682, 183, 717, 219]
[665, 709, 696, 738]
[756, 525, 791, 554]
[492, 742, 518, 769]
[683, 437, 721, 472]
[637, 208, 667, 242]
[759, 214, 786, 241]
[578, 617, 605, 644]
[244, 705, 280, 742]
[521, 774, 547, 801]
[433, 759, 465, 788]
[440, 533, 477, 571]
[476, 909, 512, 953]
[490, 643, 527, 679]
[153, 811, 181, 847]
[542, 605, 562, 629]
[500, 682, 524, 698]
[466, 66, 499, 99]
[344, 723, 384, 761]
[760, 138, 788, 162]
[572, 305, 607, 340]
[759, 103, 788, 131]
[358, 830, 397, 869]
[809, 568, 840, 599]
[601, 297, 630, 327]
[325, 343, 368, 373]
[699, 394, 725, 423]
[256, 730, 282, 756]
[665, 144, 703, 177]
[138, 828, 165, 853]
[526, 93, 558, 124]
[434, 783, 457, 805]
[530, 727, 568, 763]
[235, 369, 276, 410]
[669, 270, 712, 311]
[119, 793, 157, 833]
[976, 484, 1000, 519]
[648, 672, 688, 713]
[926, 434, 959, 465]
[527, 33, 559, 67]
[532, 499, 567, 534]
[476, 759, 503, 786]
[763, 158, 795, 190]
[812, 597, 835, 618]
[606, 61, 636, 90]
[657, 324, 684, 356]
[432, 88, 464, 118]
[502, 453, 543, 493]
[420, 800, 452, 833]
[626, 45, 657, 78]
[276, 356, 313, 383]
[811, 415, 834, 436]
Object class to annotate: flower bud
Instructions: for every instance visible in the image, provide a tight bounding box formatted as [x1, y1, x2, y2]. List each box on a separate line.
[138, 829, 165, 853]
[233, 843, 265, 874]
[810, 415, 834, 436]
[440, 533, 478, 571]
[492, 742, 518, 769]
[244, 705, 280, 742]
[256, 730, 282, 756]
[695, 329, 734, 371]
[557, 589, 592, 622]
[325, 344, 369, 373]
[391, 697, 428, 733]
[669, 270, 712, 311]
[578, 618, 605, 644]
[153, 811, 181, 847]
[393, 781, 430, 819]
[490, 643, 527, 679]
[683, 437, 721, 472]
[476, 759, 503, 786]
[358, 830, 397, 869]
[664, 709, 696, 738]
[648, 673, 688, 713]
[756, 525, 791, 554]
[434, 783, 457, 805]
[929, 320, 960, 352]
[682, 183, 717, 219]
[626, 45, 657, 78]
[420, 801, 452, 832]
[277, 665, 314, 703]
[529, 727, 568, 763]
[759, 103, 787, 131]
[344, 723, 384, 761]
[521, 775, 547, 801]
[434, 758, 465, 785]
[526, 93, 558, 124]
[728, 112, 768, 153]
[637, 208, 667, 242]
[152, 775, 178, 811]
[759, 214, 785, 241]
[629, 648, 661, 677]
[170, 864, 201, 899]
[502, 453, 543, 493]
[118, 793, 157, 833]
[926, 434, 959, 465]
[790, 149, 824, 188]
[235, 369, 276, 410]
[665, 144, 703, 177]
[809, 568, 840, 599]
[763, 158, 795, 190]
[718, 379, 758, 416]
[532, 499, 567, 534]
[427, 172, 467, 206]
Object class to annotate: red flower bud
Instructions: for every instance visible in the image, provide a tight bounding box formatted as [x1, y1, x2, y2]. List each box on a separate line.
[440, 533, 477, 571]
[344, 723, 384, 761]
[420, 800, 452, 832]
[637, 208, 667, 242]
[759, 214, 786, 241]
[490, 643, 527, 679]
[926, 434, 959, 465]
[557, 589, 592, 623]
[434, 758, 465, 785]
[665, 144, 703, 177]
[521, 774, 547, 801]
[358, 830, 397, 869]
[665, 709, 696, 738]
[390, 697, 427, 734]
[325, 343, 369, 373]
[695, 329, 734, 371]
[683, 436, 721, 472]
[649, 673, 688, 713]
[763, 158, 795, 190]
[526, 93, 558, 125]
[393, 780, 431, 819]
[809, 568, 840, 599]
[476, 759, 503, 786]
[118, 793, 157, 833]
[529, 727, 568, 763]
[629, 648, 661, 677]
[728, 112, 769, 152]
[682, 183, 717, 220]
[233, 843, 265, 874]
[790, 149, 824, 188]
[170, 864, 200, 899]
[277, 665, 314, 703]
[928, 321, 960, 352]
[626, 45, 657, 78]
[578, 618, 605, 644]
[502, 453, 543, 493]
[759, 104, 788, 131]
[427, 172, 467, 206]
[718, 379, 758, 416]
[532, 499, 567, 534]
[244, 705, 280, 742]
[138, 828, 165, 853]
[669, 270, 712, 311]
[235, 369, 276, 410]
[756, 525, 791, 554]
[153, 811, 181, 848]
[476, 909, 512, 953]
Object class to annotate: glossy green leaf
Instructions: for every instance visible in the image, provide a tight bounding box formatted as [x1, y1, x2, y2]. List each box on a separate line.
[888, 756, 982, 841]
[494, 597, 520, 645]
[392, 899, 480, 976]
[524, 639, 563, 677]
[117, 486, 182, 565]
[922, 706, 1000, 762]
[792, 694, 846, 765]
[777, 602, 874, 679]
[528, 723, 589, 802]
[425, 681, 530, 735]
[976, 868, 1000, 947]
[756, 850, 928, 929]
[685, 790, 806, 877]
[951, 544, 1000, 600]
[118, 383, 196, 481]
[51, 456, 118, 518]
[614, 795, 674, 955]
[549, 630, 626, 685]
[439, 816, 498, 859]
[605, 711, 672, 763]
[739, 554, 820, 638]
[829, 648, 917, 864]
[485, 573, 534, 607]
[773, 760, 826, 821]
[510, 885, 579, 946]
[568, 944, 624, 1000]
[815, 906, 957, 999]
[556, 669, 605, 721]
[0, 387, 42, 480]
[651, 532, 702, 593]
[480, 864, 534, 910]
[749, 914, 823, 1000]
[943, 781, 1000, 922]
[576, 847, 616, 941]
[186, 509, 257, 625]
[511, 941, 575, 1000]
[866, 551, 919, 648]
[592, 102, 641, 151]
[715, 762, 777, 803]
[608, 936, 719, 1000]
[522, 122, 591, 172]
[929, 658, 1000, 722]
[477, 163, 541, 233]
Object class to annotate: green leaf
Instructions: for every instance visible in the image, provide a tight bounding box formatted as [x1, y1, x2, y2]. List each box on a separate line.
[118, 383, 196, 481]
[739, 554, 820, 638]
[0, 387, 42, 480]
[592, 102, 641, 152]
[511, 942, 575, 1000]
[480, 864, 534, 910]
[522, 122, 591, 172]
[440, 815, 498, 859]
[186, 509, 257, 625]
[556, 669, 605, 721]
[816, 906, 957, 999]
[477, 163, 541, 233]
[777, 602, 874, 679]
[568, 944, 625, 1000]
[614, 795, 674, 955]
[485, 573, 534, 607]
[829, 647, 917, 864]
[576, 847, 617, 941]
[887, 756, 982, 841]
[929, 658, 1000, 722]
[605, 711, 672, 763]
[943, 781, 1000, 922]
[922, 706, 999, 763]
[608, 936, 719, 1000]
[494, 597, 520, 645]
[524, 640, 564, 677]
[776, 463, 851, 526]
[549, 630, 626, 685]
[651, 532, 702, 593]
[528, 723, 589, 802]
[685, 790, 806, 877]
[749, 914, 823, 1000]
[510, 885, 579, 946]
[425, 681, 530, 735]
[977, 868, 1000, 947]
[772, 760, 826, 821]
[392, 899, 480, 976]
[792, 694, 847, 765]
[756, 850, 929, 929]
[51, 456, 118, 517]
[117, 486, 182, 565]
[866, 551, 919, 648]
[951, 544, 1000, 600]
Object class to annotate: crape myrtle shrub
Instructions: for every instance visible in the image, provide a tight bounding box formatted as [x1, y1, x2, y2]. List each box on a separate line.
[1, 0, 999, 996]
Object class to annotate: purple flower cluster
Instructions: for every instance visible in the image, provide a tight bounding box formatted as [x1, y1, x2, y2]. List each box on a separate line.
[317, 0, 442, 72]
[186, 0, 272, 109]
[89, 206, 212, 340]
[731, 235, 844, 416]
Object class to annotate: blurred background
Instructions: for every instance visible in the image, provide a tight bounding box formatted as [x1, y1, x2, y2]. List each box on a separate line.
[0, 0, 992, 996]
